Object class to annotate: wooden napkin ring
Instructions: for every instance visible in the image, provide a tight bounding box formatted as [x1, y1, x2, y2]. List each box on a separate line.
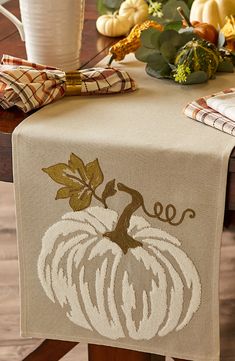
[65, 71, 82, 96]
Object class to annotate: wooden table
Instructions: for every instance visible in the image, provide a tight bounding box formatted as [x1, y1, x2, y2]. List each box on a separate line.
[0, 1, 234, 361]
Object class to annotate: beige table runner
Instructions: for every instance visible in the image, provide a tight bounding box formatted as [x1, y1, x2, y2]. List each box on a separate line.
[13, 54, 235, 361]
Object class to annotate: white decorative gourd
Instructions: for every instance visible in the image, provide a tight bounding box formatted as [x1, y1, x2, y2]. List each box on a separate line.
[119, 0, 149, 27]
[96, 13, 131, 37]
[190, 0, 235, 29]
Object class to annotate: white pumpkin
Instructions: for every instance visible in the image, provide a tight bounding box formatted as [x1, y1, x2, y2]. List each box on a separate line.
[96, 13, 131, 37]
[38, 206, 201, 340]
[119, 0, 149, 27]
[190, 0, 235, 29]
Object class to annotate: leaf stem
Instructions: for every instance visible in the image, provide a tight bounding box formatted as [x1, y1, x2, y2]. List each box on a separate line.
[93, 193, 108, 208]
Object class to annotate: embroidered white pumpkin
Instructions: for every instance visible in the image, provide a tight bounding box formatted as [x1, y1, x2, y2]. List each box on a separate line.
[96, 13, 131, 37]
[190, 0, 235, 29]
[38, 206, 201, 340]
[119, 0, 149, 27]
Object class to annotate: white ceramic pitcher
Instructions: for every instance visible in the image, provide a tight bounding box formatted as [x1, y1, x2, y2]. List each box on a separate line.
[0, 0, 85, 71]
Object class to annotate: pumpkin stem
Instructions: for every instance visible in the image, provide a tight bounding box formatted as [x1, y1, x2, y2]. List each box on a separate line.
[104, 182, 143, 253]
[177, 6, 191, 27]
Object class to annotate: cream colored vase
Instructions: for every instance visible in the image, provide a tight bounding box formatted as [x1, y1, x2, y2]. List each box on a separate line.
[0, 0, 85, 71]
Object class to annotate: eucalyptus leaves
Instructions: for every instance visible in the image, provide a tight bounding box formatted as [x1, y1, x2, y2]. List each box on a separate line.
[135, 27, 194, 81]
[135, 27, 234, 84]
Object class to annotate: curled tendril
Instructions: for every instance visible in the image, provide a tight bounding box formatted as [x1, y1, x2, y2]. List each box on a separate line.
[142, 202, 196, 226]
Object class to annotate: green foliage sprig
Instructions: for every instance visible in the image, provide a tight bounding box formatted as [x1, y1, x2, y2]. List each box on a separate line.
[135, 28, 195, 80]
[152, 0, 190, 30]
[135, 27, 234, 84]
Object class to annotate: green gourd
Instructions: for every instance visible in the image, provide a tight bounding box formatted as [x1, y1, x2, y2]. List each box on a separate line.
[174, 39, 220, 82]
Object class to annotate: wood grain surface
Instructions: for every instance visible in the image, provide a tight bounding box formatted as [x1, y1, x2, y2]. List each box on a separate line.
[0, 0, 118, 182]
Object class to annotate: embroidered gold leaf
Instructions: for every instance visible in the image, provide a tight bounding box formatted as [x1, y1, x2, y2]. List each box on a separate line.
[69, 190, 92, 211]
[42, 164, 79, 188]
[86, 159, 104, 189]
[56, 187, 73, 200]
[68, 153, 88, 182]
[102, 179, 117, 202]
[43, 153, 105, 211]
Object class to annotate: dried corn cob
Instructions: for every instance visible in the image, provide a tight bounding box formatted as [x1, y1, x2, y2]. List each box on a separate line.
[108, 20, 163, 65]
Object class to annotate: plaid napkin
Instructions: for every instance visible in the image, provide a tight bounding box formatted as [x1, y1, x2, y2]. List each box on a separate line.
[207, 92, 235, 122]
[184, 89, 235, 137]
[0, 55, 136, 113]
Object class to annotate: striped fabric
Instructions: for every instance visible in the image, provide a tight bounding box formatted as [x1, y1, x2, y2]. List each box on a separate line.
[0, 55, 136, 113]
[207, 92, 235, 122]
[184, 88, 235, 137]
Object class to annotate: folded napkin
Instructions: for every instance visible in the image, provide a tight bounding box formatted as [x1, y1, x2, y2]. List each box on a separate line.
[207, 91, 235, 122]
[184, 89, 235, 137]
[0, 55, 136, 113]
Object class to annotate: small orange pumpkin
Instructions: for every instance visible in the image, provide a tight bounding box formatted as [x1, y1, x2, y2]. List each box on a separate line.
[192, 21, 218, 45]
[178, 7, 218, 45]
